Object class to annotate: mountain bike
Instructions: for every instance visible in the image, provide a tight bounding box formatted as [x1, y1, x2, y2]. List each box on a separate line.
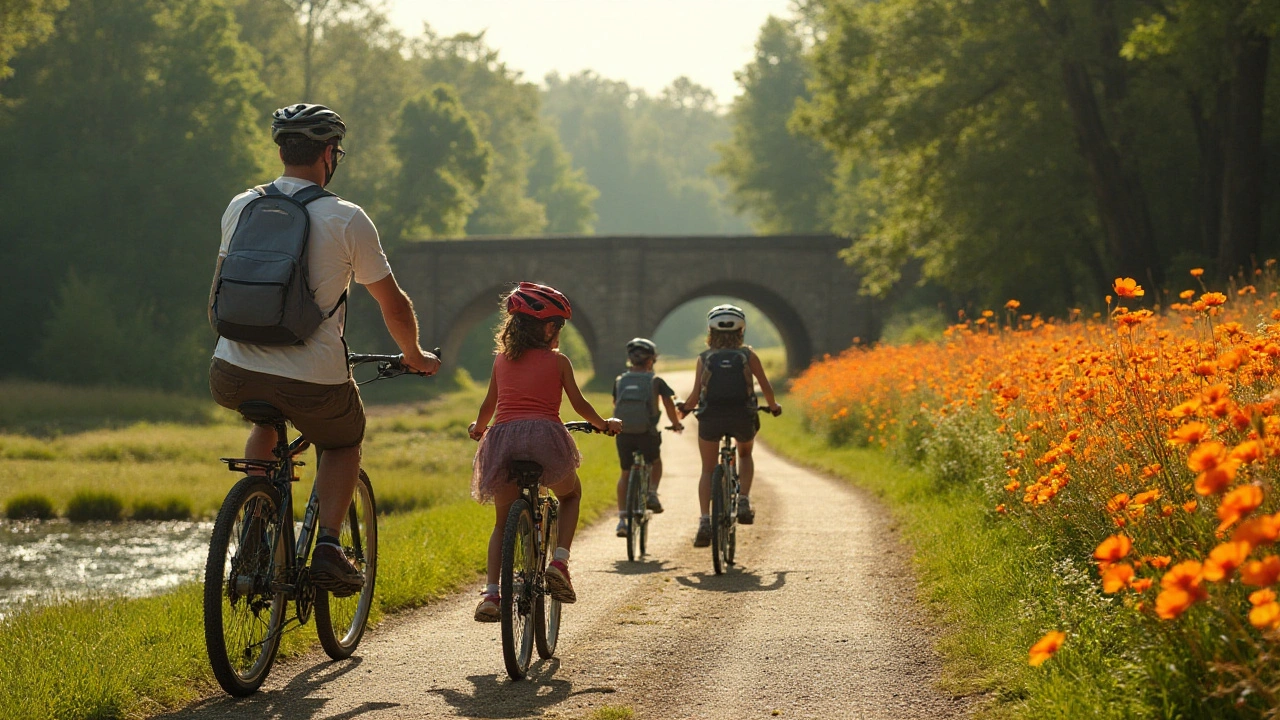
[710, 407, 779, 576]
[620, 425, 679, 562]
[203, 351, 437, 697]
[500, 420, 604, 680]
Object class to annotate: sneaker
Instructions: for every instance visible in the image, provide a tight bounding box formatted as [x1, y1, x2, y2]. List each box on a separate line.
[646, 492, 664, 513]
[310, 541, 364, 598]
[737, 496, 755, 525]
[693, 517, 712, 547]
[545, 559, 577, 603]
[474, 592, 500, 623]
[616, 518, 628, 537]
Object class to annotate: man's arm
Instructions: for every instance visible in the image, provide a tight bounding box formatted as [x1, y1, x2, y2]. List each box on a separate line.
[364, 273, 439, 375]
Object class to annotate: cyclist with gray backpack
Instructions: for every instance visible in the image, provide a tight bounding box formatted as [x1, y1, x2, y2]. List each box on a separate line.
[207, 104, 439, 596]
[612, 338, 684, 537]
[677, 305, 781, 547]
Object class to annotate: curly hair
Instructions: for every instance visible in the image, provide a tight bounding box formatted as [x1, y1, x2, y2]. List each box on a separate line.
[495, 310, 560, 361]
[706, 328, 745, 350]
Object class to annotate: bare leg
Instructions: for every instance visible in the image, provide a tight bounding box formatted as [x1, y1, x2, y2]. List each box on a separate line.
[244, 425, 276, 464]
[697, 438, 718, 515]
[317, 445, 361, 535]
[486, 483, 520, 585]
[737, 440, 755, 497]
[651, 457, 663, 492]
[552, 477, 582, 551]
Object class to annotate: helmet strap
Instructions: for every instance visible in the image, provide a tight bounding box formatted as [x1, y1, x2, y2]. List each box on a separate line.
[322, 145, 339, 186]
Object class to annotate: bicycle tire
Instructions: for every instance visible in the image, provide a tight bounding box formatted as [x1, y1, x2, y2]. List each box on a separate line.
[314, 470, 378, 660]
[711, 465, 728, 575]
[203, 476, 286, 697]
[535, 499, 561, 659]
[726, 467, 737, 566]
[501, 498, 537, 679]
[638, 464, 650, 556]
[626, 466, 642, 562]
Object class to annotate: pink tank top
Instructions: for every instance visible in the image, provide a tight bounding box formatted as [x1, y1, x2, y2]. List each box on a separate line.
[492, 348, 564, 424]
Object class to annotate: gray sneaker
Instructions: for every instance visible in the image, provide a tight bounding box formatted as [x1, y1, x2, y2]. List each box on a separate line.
[616, 518, 628, 537]
[646, 491, 664, 513]
[310, 541, 365, 598]
[737, 496, 755, 525]
[693, 517, 712, 547]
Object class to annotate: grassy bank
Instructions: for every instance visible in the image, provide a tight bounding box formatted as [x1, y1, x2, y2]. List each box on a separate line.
[0, 386, 622, 719]
[763, 403, 1151, 719]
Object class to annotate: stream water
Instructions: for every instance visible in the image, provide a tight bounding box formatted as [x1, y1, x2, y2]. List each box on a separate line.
[0, 519, 212, 620]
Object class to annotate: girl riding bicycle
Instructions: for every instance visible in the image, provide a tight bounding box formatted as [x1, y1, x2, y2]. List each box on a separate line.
[468, 282, 621, 622]
[678, 304, 781, 547]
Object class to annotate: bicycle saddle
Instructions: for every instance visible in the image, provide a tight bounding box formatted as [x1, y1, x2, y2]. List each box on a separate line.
[509, 460, 544, 486]
[237, 401, 286, 425]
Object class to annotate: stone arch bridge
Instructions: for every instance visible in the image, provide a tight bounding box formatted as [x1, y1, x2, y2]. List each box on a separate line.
[392, 235, 878, 384]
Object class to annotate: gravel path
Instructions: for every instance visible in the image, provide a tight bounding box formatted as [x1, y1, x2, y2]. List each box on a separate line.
[168, 380, 967, 720]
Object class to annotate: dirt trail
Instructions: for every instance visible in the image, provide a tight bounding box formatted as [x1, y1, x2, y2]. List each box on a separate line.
[168, 373, 967, 719]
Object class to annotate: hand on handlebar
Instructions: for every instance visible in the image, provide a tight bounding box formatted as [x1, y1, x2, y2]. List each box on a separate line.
[468, 422, 487, 441]
[598, 417, 623, 436]
[676, 401, 692, 419]
[402, 347, 441, 376]
[768, 403, 782, 417]
[666, 422, 684, 434]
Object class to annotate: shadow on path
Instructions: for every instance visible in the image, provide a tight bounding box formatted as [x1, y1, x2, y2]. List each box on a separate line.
[609, 557, 674, 576]
[674, 569, 789, 594]
[161, 656, 401, 720]
[428, 659, 617, 718]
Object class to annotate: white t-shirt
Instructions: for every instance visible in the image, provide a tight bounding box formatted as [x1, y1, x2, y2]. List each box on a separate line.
[213, 176, 392, 385]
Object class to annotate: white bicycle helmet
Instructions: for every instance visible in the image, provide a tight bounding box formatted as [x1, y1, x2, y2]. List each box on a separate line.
[707, 304, 746, 331]
[626, 337, 657, 356]
[271, 103, 347, 143]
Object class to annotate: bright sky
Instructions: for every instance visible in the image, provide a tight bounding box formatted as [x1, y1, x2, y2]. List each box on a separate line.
[385, 0, 794, 103]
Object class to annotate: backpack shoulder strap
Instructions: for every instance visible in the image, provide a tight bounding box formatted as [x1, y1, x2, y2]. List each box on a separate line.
[291, 184, 336, 205]
[258, 183, 282, 197]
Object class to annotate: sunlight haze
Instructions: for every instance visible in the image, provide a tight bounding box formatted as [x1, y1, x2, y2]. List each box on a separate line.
[386, 0, 794, 103]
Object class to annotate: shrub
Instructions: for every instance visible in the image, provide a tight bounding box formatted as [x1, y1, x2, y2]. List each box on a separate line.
[131, 497, 192, 521]
[5, 493, 56, 520]
[65, 490, 125, 522]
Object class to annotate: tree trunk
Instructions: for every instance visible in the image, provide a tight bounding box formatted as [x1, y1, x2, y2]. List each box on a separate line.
[1059, 59, 1163, 285]
[1218, 31, 1270, 277]
[1188, 88, 1228, 258]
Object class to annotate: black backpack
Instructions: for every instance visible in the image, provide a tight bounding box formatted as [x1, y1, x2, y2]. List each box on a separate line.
[210, 183, 345, 346]
[699, 348, 752, 410]
[614, 371, 658, 434]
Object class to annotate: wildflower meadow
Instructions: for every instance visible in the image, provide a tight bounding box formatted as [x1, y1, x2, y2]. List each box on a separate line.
[793, 267, 1280, 712]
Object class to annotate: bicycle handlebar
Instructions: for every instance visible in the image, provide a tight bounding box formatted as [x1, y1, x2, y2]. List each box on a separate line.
[348, 347, 442, 384]
[564, 421, 602, 433]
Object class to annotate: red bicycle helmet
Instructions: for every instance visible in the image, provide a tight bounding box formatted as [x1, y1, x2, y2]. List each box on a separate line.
[506, 282, 572, 320]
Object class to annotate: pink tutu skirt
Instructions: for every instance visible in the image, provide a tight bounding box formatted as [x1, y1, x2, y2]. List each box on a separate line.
[471, 418, 582, 503]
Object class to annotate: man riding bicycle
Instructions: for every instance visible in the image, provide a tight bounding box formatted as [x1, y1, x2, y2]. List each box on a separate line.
[207, 103, 439, 597]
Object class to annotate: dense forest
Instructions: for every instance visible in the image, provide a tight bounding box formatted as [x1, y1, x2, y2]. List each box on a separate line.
[2, 0, 1278, 390]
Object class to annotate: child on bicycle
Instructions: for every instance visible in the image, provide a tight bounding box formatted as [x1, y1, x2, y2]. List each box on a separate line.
[467, 282, 621, 622]
[612, 338, 683, 537]
[677, 304, 781, 547]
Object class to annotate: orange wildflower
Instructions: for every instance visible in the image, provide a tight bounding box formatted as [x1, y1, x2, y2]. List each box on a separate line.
[1240, 555, 1280, 587]
[1234, 514, 1280, 546]
[1188, 442, 1226, 472]
[1028, 631, 1066, 667]
[1201, 292, 1227, 307]
[1156, 561, 1207, 619]
[1170, 422, 1210, 445]
[1005, 299, 1021, 310]
[1216, 485, 1264, 531]
[1130, 578, 1153, 592]
[1113, 278, 1144, 298]
[1101, 563, 1135, 593]
[1094, 534, 1132, 564]
[1230, 441, 1263, 464]
[1146, 556, 1172, 570]
[1248, 589, 1280, 630]
[1191, 267, 1205, 277]
[1202, 541, 1252, 581]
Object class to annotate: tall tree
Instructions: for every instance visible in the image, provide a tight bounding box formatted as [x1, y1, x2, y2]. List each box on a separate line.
[0, 0, 66, 93]
[715, 15, 836, 234]
[386, 84, 491, 241]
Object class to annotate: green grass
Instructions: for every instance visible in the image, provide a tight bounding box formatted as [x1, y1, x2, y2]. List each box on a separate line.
[65, 490, 125, 522]
[0, 384, 623, 720]
[0, 381, 217, 435]
[4, 493, 55, 520]
[763, 402, 1157, 719]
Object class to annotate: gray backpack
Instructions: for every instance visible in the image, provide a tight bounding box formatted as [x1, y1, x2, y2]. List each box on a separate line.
[614, 371, 657, 434]
[211, 183, 344, 346]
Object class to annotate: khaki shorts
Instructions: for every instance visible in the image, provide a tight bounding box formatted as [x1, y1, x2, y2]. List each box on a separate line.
[209, 358, 365, 450]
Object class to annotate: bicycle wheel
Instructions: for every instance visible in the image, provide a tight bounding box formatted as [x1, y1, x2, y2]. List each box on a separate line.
[535, 499, 561, 659]
[204, 477, 286, 696]
[315, 469, 378, 660]
[710, 465, 728, 575]
[726, 468, 737, 566]
[626, 466, 642, 562]
[501, 498, 537, 679]
[638, 465, 650, 556]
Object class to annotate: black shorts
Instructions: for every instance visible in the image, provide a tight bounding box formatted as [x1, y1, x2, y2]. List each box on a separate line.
[696, 409, 759, 443]
[616, 432, 662, 470]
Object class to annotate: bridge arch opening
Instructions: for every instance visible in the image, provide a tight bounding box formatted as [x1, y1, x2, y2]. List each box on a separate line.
[649, 282, 813, 377]
[448, 284, 600, 382]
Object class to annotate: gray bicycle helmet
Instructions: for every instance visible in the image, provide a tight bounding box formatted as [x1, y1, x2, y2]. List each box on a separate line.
[271, 103, 347, 143]
[707, 304, 746, 331]
[626, 337, 657, 356]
